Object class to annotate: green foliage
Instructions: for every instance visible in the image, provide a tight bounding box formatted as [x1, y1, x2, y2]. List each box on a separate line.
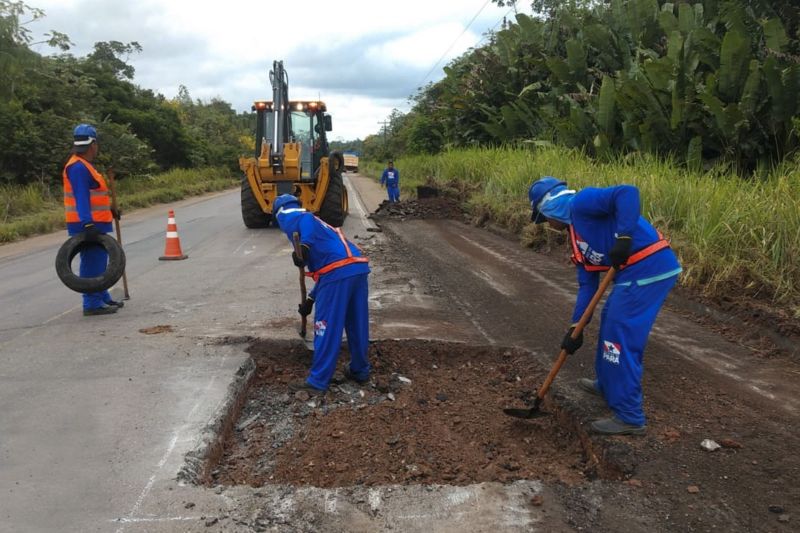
[389, 0, 800, 173]
[0, 3, 250, 188]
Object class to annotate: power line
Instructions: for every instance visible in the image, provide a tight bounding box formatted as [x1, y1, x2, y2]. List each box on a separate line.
[476, 6, 517, 47]
[414, 0, 493, 90]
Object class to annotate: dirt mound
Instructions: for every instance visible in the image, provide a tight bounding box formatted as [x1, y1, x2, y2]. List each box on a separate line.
[210, 340, 588, 488]
[372, 196, 467, 220]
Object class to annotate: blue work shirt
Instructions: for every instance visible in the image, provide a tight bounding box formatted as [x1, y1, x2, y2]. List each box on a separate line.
[381, 168, 399, 187]
[277, 209, 370, 299]
[569, 185, 682, 323]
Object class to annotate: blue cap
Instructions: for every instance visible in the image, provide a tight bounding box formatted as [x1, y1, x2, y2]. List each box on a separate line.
[73, 123, 97, 152]
[528, 176, 567, 224]
[272, 194, 301, 216]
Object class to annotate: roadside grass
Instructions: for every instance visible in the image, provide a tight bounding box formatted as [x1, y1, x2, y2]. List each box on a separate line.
[365, 147, 800, 315]
[0, 167, 238, 243]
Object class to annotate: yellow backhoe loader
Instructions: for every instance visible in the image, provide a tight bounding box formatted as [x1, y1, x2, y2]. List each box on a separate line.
[239, 60, 348, 227]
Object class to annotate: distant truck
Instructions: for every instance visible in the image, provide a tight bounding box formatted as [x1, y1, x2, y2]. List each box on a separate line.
[343, 151, 359, 173]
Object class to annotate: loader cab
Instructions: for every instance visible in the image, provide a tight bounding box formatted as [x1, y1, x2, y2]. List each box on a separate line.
[252, 100, 332, 181]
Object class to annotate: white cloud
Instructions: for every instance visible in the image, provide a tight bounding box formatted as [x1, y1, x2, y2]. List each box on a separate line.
[27, 0, 528, 139]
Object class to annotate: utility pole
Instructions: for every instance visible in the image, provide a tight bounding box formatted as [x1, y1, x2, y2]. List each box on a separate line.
[377, 120, 390, 159]
[376, 120, 390, 142]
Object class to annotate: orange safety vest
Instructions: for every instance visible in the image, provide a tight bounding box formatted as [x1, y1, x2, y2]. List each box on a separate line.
[569, 225, 670, 272]
[63, 155, 112, 224]
[306, 219, 369, 282]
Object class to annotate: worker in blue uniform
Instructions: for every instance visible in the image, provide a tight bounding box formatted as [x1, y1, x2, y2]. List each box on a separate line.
[63, 123, 123, 316]
[272, 194, 371, 395]
[380, 160, 400, 202]
[528, 177, 682, 435]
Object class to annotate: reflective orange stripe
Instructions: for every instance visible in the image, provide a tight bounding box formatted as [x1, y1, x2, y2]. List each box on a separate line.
[63, 155, 112, 224]
[307, 256, 369, 282]
[569, 226, 669, 272]
[306, 217, 369, 282]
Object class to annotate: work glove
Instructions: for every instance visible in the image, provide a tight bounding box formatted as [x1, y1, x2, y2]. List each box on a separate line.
[561, 326, 584, 355]
[298, 297, 314, 317]
[292, 244, 309, 268]
[82, 222, 101, 241]
[609, 236, 633, 270]
[111, 207, 122, 220]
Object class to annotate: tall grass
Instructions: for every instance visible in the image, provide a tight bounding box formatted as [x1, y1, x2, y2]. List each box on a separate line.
[369, 146, 800, 314]
[0, 167, 238, 243]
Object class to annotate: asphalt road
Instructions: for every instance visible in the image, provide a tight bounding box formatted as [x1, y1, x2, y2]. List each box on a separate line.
[0, 188, 355, 532]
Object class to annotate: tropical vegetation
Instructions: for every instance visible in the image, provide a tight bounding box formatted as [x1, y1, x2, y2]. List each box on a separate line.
[371, 0, 800, 173]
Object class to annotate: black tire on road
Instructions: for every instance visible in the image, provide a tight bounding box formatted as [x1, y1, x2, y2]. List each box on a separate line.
[55, 233, 126, 294]
[318, 152, 347, 227]
[241, 177, 271, 228]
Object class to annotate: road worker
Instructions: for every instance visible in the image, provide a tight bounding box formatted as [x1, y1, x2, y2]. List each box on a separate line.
[380, 160, 400, 203]
[63, 124, 123, 316]
[528, 177, 682, 435]
[272, 194, 371, 394]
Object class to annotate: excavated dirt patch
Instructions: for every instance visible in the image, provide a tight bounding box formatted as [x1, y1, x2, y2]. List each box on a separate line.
[208, 339, 589, 488]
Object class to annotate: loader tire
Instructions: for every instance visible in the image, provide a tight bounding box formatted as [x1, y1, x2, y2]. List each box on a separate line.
[318, 157, 346, 228]
[241, 177, 271, 228]
[55, 233, 126, 294]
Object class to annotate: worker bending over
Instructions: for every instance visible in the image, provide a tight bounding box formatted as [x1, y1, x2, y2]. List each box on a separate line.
[272, 194, 371, 394]
[528, 177, 682, 435]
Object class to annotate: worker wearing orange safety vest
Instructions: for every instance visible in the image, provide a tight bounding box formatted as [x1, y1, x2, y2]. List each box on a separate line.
[528, 177, 682, 436]
[272, 194, 371, 394]
[63, 124, 123, 316]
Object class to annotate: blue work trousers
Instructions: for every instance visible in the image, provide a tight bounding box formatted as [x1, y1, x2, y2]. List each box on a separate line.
[80, 243, 112, 310]
[387, 185, 400, 202]
[307, 273, 370, 390]
[595, 275, 678, 426]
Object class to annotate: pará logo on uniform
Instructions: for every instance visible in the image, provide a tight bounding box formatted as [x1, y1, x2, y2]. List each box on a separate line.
[314, 320, 327, 337]
[603, 340, 621, 364]
[577, 238, 605, 265]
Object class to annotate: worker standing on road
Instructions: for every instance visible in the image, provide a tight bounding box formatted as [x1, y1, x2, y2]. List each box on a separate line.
[528, 177, 682, 435]
[380, 160, 400, 203]
[63, 124, 123, 316]
[272, 194, 371, 395]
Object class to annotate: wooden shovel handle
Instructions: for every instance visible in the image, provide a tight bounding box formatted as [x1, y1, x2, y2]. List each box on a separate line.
[535, 268, 616, 401]
[107, 168, 130, 299]
[292, 232, 308, 336]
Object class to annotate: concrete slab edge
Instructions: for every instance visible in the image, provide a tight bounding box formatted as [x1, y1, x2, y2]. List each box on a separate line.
[178, 355, 256, 485]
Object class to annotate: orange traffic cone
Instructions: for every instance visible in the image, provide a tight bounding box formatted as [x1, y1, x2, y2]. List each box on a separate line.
[159, 210, 188, 260]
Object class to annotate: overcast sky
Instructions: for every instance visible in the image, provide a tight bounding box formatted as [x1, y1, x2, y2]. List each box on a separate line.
[28, 1, 530, 141]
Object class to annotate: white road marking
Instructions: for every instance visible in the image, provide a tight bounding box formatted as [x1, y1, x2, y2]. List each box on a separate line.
[114, 350, 229, 532]
[113, 516, 201, 523]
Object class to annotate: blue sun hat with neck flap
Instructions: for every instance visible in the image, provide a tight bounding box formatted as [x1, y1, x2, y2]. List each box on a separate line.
[528, 176, 575, 225]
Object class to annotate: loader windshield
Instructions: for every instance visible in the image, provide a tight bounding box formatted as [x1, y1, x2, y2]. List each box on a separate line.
[291, 111, 313, 180]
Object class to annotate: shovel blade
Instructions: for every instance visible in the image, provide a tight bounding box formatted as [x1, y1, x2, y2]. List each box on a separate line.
[299, 332, 314, 351]
[503, 407, 549, 419]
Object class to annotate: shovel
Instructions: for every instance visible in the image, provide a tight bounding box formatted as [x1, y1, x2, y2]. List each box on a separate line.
[107, 168, 130, 300]
[292, 232, 310, 341]
[503, 268, 616, 419]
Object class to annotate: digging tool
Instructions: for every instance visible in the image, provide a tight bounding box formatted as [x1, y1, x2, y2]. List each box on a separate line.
[292, 232, 308, 339]
[107, 168, 130, 300]
[503, 268, 616, 419]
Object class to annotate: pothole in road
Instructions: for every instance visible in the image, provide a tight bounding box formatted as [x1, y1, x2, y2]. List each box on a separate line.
[199, 339, 593, 488]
